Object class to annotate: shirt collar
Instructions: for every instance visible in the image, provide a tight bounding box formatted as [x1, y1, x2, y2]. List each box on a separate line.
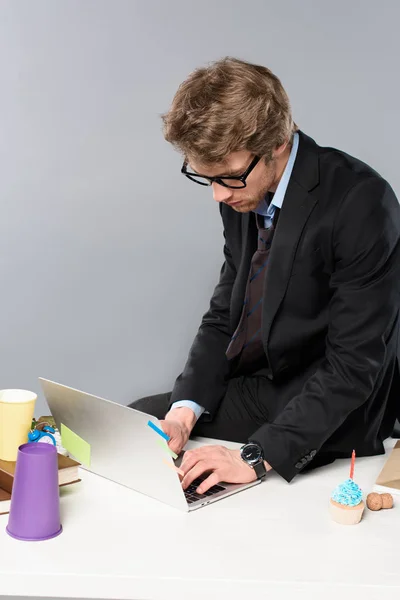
[254, 131, 299, 217]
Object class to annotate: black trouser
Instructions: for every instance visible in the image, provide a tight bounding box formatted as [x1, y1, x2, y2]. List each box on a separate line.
[129, 374, 335, 471]
[129, 374, 296, 443]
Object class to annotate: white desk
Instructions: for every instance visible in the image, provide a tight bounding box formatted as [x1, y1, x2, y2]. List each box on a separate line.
[0, 437, 399, 600]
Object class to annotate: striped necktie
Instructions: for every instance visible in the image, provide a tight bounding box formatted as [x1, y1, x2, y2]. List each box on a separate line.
[226, 207, 279, 368]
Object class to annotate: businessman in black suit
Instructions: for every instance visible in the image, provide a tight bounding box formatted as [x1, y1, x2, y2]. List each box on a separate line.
[130, 57, 400, 495]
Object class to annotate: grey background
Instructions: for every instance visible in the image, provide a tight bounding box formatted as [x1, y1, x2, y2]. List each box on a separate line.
[0, 2, 399, 600]
[0, 0, 399, 426]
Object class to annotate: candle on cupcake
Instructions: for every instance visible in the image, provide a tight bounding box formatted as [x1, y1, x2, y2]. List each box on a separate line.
[329, 450, 365, 525]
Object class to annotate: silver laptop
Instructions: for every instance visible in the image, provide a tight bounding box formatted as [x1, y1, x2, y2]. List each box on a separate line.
[39, 378, 260, 511]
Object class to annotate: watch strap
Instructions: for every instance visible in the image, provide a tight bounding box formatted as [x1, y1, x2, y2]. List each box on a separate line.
[253, 459, 267, 480]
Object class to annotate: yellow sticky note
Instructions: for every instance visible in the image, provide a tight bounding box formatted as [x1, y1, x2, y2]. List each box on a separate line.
[61, 423, 91, 467]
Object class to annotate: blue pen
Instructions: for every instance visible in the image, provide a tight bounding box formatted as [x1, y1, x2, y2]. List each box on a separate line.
[147, 420, 170, 442]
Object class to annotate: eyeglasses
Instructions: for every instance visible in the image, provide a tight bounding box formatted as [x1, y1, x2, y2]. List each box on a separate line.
[181, 156, 261, 189]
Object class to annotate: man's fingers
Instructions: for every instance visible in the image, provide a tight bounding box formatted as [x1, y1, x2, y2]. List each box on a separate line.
[180, 451, 202, 474]
[159, 420, 175, 438]
[197, 471, 221, 494]
[168, 439, 182, 454]
[158, 420, 186, 454]
[182, 460, 210, 490]
[181, 445, 220, 472]
[184, 445, 219, 460]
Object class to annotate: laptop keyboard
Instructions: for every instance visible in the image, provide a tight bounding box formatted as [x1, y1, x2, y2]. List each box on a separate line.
[184, 476, 227, 505]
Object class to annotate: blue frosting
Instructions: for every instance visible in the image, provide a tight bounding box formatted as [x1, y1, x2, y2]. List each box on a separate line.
[331, 478, 363, 507]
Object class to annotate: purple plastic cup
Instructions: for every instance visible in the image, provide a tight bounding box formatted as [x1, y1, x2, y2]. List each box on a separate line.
[6, 443, 62, 541]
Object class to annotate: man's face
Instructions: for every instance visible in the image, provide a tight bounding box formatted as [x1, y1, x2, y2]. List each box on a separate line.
[188, 150, 280, 213]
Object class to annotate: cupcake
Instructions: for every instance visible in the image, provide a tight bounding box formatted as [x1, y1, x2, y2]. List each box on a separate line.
[330, 477, 365, 524]
[329, 450, 365, 525]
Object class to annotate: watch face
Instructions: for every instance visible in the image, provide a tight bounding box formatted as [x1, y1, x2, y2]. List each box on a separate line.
[241, 443, 262, 465]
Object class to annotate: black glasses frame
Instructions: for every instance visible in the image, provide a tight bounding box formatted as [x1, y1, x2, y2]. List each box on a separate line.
[181, 155, 261, 189]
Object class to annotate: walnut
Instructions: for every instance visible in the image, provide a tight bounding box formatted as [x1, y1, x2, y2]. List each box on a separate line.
[366, 492, 394, 511]
[381, 493, 394, 509]
[366, 493, 382, 510]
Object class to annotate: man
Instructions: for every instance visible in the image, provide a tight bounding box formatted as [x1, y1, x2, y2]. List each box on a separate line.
[130, 57, 400, 496]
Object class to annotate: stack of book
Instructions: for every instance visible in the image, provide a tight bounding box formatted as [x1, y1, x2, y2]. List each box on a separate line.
[0, 454, 81, 515]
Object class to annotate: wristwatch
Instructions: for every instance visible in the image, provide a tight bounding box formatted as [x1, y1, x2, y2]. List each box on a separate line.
[240, 442, 267, 480]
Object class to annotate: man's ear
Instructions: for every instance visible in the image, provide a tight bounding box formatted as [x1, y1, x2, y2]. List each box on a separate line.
[273, 139, 290, 159]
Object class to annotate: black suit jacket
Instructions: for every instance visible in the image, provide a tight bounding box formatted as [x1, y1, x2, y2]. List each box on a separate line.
[170, 131, 400, 482]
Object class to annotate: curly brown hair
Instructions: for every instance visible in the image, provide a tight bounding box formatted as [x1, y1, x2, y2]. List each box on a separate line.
[162, 57, 298, 165]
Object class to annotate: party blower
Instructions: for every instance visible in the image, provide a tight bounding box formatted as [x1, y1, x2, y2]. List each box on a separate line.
[6, 443, 62, 541]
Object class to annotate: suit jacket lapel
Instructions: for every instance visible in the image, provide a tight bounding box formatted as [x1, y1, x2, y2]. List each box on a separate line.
[262, 131, 320, 346]
[262, 181, 317, 344]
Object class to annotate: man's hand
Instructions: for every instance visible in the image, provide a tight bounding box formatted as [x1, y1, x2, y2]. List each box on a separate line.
[180, 445, 272, 494]
[159, 407, 197, 455]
